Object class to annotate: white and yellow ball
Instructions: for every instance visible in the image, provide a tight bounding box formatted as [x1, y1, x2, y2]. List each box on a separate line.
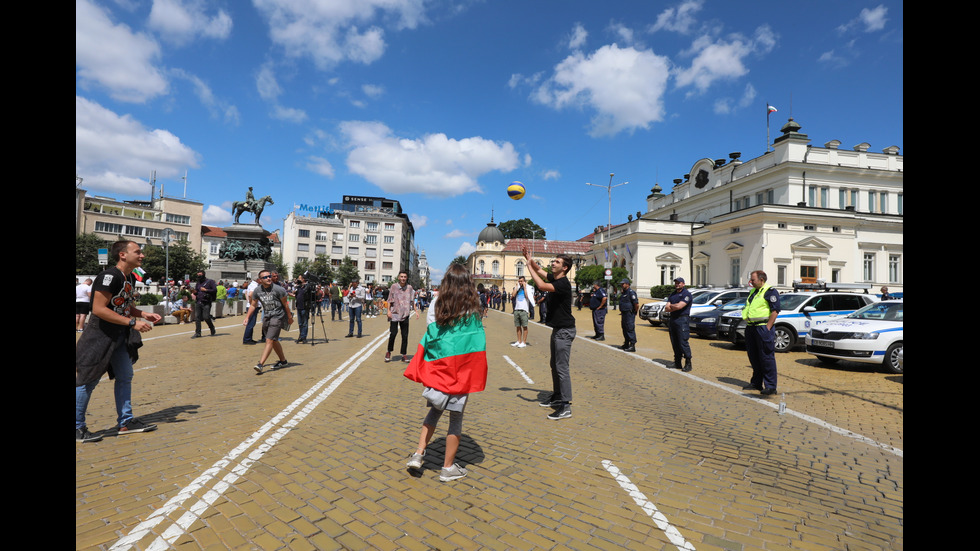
[507, 181, 526, 200]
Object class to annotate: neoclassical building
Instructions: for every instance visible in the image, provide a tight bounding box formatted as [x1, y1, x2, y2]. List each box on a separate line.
[467, 218, 592, 293]
[590, 118, 903, 296]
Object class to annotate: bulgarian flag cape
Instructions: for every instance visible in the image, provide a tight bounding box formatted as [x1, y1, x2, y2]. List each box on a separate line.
[403, 314, 487, 394]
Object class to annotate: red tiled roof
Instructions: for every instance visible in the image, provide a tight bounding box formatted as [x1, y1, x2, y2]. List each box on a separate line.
[502, 238, 593, 255]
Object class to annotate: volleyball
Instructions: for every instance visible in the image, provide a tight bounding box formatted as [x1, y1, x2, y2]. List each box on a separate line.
[507, 181, 526, 200]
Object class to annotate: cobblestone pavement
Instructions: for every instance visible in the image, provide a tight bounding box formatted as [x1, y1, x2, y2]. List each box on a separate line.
[76, 304, 903, 550]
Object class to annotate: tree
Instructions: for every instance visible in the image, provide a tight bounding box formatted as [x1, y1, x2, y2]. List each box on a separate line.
[269, 252, 288, 279]
[573, 264, 629, 290]
[335, 256, 360, 287]
[450, 255, 468, 266]
[309, 254, 334, 284]
[76, 233, 111, 275]
[498, 218, 546, 239]
[141, 239, 207, 282]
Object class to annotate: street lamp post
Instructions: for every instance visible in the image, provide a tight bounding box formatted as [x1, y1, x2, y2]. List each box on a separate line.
[586, 172, 628, 273]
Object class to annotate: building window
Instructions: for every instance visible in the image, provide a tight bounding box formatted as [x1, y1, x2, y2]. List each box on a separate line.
[366, 248, 377, 258]
[314, 245, 326, 255]
[804, 224, 815, 231]
[777, 265, 787, 286]
[492, 260, 500, 276]
[383, 235, 394, 244]
[383, 249, 394, 257]
[95, 221, 123, 234]
[384, 223, 395, 231]
[349, 234, 359, 242]
[349, 247, 359, 256]
[316, 231, 328, 241]
[729, 258, 740, 287]
[367, 222, 378, 232]
[478, 260, 485, 273]
[333, 233, 343, 242]
[897, 194, 903, 215]
[800, 265, 817, 284]
[165, 213, 190, 225]
[298, 229, 310, 238]
[868, 192, 876, 213]
[863, 253, 875, 282]
[209, 242, 220, 255]
[888, 255, 901, 283]
[516, 260, 524, 277]
[832, 268, 841, 283]
[383, 262, 393, 270]
[879, 192, 888, 213]
[364, 235, 377, 245]
[349, 220, 360, 228]
[365, 261, 376, 270]
[297, 243, 309, 252]
[332, 246, 343, 255]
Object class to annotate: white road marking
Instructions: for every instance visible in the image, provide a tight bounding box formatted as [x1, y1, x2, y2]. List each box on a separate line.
[502, 355, 534, 384]
[602, 460, 696, 551]
[108, 332, 388, 551]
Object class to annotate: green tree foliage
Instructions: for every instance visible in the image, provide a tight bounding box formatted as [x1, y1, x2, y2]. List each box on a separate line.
[497, 218, 546, 239]
[269, 252, 288, 279]
[310, 254, 334, 283]
[141, 239, 207, 283]
[76, 233, 111, 275]
[335, 256, 360, 287]
[450, 255, 468, 266]
[573, 264, 629, 290]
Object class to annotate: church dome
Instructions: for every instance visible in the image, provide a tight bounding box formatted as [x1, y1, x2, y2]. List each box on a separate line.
[478, 221, 505, 244]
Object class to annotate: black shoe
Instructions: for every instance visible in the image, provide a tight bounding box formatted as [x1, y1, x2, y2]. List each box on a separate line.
[742, 384, 762, 391]
[624, 345, 636, 352]
[672, 358, 682, 369]
[595, 335, 604, 341]
[210, 329, 216, 336]
[345, 333, 354, 338]
[295, 338, 305, 344]
[682, 359, 693, 372]
[547, 405, 572, 420]
[118, 418, 157, 435]
[76, 427, 102, 443]
[538, 394, 560, 408]
[761, 387, 777, 395]
[272, 360, 288, 369]
[243, 339, 258, 345]
[191, 333, 202, 339]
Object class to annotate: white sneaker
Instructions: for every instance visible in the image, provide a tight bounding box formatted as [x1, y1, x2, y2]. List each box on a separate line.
[517, 342, 526, 348]
[511, 342, 519, 347]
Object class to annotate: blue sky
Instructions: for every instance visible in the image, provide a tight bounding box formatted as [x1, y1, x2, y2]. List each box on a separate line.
[76, 0, 903, 282]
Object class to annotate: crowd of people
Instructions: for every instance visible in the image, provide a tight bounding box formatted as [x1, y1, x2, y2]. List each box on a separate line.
[76, 239, 784, 483]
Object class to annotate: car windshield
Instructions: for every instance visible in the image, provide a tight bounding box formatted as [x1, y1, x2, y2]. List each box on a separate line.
[847, 301, 903, 321]
[721, 298, 746, 311]
[777, 294, 812, 310]
[692, 291, 722, 305]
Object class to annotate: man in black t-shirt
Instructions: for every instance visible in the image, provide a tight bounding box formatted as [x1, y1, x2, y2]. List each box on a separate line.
[522, 246, 575, 420]
[75, 241, 162, 443]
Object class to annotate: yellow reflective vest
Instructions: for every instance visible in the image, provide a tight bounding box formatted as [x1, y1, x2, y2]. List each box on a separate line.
[742, 284, 776, 325]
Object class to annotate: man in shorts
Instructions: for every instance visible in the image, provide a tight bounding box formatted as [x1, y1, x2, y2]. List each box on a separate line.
[244, 269, 293, 374]
[511, 276, 533, 348]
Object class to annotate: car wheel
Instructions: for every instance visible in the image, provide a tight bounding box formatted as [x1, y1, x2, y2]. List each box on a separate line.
[884, 342, 903, 374]
[773, 325, 795, 352]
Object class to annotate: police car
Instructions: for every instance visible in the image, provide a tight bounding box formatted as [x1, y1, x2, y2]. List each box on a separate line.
[720, 283, 878, 352]
[640, 289, 714, 326]
[805, 300, 903, 373]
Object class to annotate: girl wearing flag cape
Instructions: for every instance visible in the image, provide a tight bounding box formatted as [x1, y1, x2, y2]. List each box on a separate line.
[403, 264, 488, 481]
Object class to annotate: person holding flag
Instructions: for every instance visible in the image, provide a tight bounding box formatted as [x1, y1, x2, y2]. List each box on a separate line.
[403, 264, 488, 481]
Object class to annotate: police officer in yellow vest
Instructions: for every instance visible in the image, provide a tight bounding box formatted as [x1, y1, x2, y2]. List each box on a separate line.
[742, 270, 781, 395]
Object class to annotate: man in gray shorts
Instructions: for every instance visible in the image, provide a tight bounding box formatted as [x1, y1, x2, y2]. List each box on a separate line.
[511, 276, 533, 348]
[244, 269, 293, 374]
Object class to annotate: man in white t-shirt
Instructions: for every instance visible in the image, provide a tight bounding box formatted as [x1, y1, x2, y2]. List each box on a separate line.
[242, 277, 261, 344]
[511, 276, 533, 348]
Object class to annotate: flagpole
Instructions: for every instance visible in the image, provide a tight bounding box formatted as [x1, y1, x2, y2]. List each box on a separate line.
[766, 103, 778, 152]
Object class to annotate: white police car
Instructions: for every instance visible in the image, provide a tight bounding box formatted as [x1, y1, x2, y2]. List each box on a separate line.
[721, 289, 878, 352]
[805, 300, 903, 373]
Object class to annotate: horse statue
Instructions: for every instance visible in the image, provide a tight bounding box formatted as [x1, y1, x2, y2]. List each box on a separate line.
[232, 195, 274, 225]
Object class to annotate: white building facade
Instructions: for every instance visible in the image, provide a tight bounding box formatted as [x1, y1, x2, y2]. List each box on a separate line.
[592, 118, 903, 296]
[282, 196, 417, 284]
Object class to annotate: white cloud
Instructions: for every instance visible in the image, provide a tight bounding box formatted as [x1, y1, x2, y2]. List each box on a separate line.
[410, 214, 428, 228]
[255, 63, 307, 122]
[566, 23, 587, 50]
[76, 96, 200, 196]
[171, 68, 240, 124]
[76, 0, 169, 103]
[532, 44, 670, 137]
[675, 26, 776, 93]
[839, 4, 889, 34]
[203, 204, 233, 225]
[649, 0, 703, 35]
[454, 242, 476, 257]
[147, 0, 233, 45]
[252, 0, 427, 70]
[306, 156, 335, 178]
[339, 121, 521, 197]
[444, 229, 468, 238]
[542, 170, 561, 180]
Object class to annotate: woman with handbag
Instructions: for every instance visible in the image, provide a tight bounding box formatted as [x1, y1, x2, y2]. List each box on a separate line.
[403, 263, 487, 482]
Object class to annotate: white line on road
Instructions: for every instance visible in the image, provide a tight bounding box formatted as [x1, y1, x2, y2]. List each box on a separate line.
[109, 332, 388, 551]
[502, 355, 534, 384]
[602, 460, 696, 551]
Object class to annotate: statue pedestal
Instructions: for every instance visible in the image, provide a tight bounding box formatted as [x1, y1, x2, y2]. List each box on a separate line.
[208, 224, 276, 282]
